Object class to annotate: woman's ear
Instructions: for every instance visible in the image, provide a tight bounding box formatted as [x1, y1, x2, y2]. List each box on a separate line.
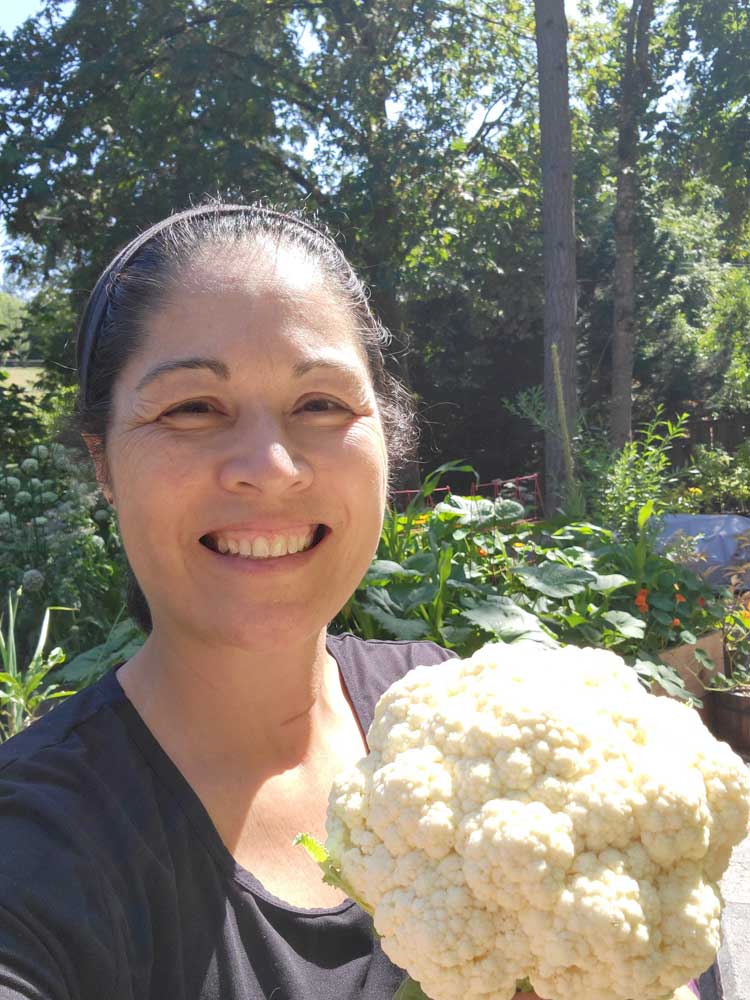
[81, 434, 115, 506]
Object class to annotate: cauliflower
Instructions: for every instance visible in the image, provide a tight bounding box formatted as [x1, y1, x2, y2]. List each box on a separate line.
[305, 642, 750, 1000]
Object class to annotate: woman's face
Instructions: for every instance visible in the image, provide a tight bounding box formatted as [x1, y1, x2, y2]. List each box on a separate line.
[103, 244, 388, 651]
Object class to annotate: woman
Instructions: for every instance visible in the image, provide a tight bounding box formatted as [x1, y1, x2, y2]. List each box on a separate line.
[0, 204, 545, 999]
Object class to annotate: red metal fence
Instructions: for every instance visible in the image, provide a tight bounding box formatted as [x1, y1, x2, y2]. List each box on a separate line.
[391, 473, 543, 519]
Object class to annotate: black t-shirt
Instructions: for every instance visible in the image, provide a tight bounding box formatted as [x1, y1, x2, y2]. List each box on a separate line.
[0, 634, 456, 1000]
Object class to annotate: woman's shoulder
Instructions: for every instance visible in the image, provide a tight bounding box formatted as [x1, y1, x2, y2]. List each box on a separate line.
[327, 632, 457, 732]
[0, 667, 151, 880]
[0, 666, 128, 782]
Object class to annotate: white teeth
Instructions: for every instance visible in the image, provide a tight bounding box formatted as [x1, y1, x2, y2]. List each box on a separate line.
[270, 536, 286, 557]
[252, 537, 270, 558]
[207, 526, 321, 559]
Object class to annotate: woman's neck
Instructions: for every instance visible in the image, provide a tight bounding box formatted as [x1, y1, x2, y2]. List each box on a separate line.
[115, 625, 356, 779]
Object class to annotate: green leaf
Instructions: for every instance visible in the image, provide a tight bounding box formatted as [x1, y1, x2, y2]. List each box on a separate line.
[293, 833, 372, 914]
[460, 596, 551, 643]
[637, 500, 655, 530]
[514, 563, 596, 598]
[361, 606, 432, 640]
[403, 552, 437, 574]
[58, 619, 144, 683]
[364, 560, 420, 583]
[602, 611, 646, 639]
[393, 978, 432, 1000]
[293, 832, 329, 864]
[694, 647, 716, 670]
[587, 573, 631, 593]
[678, 630, 697, 645]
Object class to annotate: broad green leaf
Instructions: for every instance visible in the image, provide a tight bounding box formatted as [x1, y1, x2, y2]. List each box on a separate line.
[460, 596, 549, 642]
[364, 560, 420, 583]
[514, 563, 596, 598]
[587, 573, 632, 593]
[634, 657, 691, 700]
[403, 552, 437, 574]
[602, 611, 646, 639]
[361, 606, 432, 640]
[58, 619, 145, 683]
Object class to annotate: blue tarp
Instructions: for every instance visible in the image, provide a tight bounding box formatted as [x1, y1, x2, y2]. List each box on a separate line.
[654, 514, 750, 590]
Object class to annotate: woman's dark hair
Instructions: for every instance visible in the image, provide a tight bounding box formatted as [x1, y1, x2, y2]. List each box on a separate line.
[76, 203, 417, 634]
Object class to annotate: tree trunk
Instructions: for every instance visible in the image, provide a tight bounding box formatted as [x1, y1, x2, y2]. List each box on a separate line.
[610, 0, 655, 449]
[534, 0, 577, 515]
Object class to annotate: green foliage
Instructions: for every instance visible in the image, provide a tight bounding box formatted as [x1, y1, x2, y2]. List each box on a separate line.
[0, 440, 128, 664]
[0, 589, 76, 741]
[0, 369, 45, 462]
[700, 268, 750, 413]
[57, 617, 144, 687]
[593, 408, 696, 539]
[0, 292, 27, 356]
[334, 481, 552, 654]
[332, 467, 720, 703]
[684, 444, 750, 513]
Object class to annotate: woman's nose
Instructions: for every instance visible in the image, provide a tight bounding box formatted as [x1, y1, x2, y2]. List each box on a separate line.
[217, 415, 313, 495]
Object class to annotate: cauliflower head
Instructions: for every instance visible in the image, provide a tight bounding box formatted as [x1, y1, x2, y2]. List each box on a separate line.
[325, 642, 750, 1000]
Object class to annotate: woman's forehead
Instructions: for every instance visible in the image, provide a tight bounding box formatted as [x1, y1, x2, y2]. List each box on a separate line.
[126, 253, 368, 379]
[178, 238, 327, 297]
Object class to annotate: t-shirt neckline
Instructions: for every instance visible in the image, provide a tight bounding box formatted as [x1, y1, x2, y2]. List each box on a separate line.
[102, 636, 360, 918]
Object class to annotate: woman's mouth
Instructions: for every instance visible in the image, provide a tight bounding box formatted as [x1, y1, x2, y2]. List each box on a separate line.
[199, 524, 328, 560]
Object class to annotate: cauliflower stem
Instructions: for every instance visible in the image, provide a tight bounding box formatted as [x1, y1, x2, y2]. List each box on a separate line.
[295, 834, 535, 1000]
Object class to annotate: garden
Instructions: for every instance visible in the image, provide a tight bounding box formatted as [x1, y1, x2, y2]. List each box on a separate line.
[4, 384, 750, 755]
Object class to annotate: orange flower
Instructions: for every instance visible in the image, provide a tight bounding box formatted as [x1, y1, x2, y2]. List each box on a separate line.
[476, 547, 488, 557]
[675, 593, 686, 603]
[634, 588, 649, 613]
[672, 617, 682, 628]
[698, 597, 706, 607]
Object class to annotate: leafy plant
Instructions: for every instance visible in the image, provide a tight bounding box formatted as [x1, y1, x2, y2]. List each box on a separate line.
[594, 408, 694, 539]
[0, 589, 76, 741]
[0, 439, 128, 662]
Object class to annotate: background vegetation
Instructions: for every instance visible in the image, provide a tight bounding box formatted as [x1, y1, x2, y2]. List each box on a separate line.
[1, 0, 750, 729]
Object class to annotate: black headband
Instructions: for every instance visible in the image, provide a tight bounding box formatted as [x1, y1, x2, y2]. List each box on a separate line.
[75, 203, 329, 403]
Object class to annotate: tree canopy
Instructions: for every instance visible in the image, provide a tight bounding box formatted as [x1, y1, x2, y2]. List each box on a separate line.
[1, 0, 748, 484]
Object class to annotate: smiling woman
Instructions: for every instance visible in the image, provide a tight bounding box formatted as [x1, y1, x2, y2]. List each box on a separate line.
[0, 203, 476, 1000]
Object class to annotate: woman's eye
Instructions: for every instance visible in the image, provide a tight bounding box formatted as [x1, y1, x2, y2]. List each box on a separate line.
[163, 400, 216, 416]
[301, 398, 348, 413]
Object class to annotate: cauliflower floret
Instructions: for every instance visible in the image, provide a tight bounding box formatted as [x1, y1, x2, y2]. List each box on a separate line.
[325, 641, 750, 1000]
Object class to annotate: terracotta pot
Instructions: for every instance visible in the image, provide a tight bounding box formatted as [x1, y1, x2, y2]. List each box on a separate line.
[657, 630, 725, 726]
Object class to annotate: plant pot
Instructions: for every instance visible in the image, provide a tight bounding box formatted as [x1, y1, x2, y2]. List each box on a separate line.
[657, 630, 724, 727]
[710, 687, 750, 755]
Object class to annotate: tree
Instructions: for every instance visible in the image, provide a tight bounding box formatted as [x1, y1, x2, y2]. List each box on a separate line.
[666, 0, 750, 258]
[609, 0, 656, 448]
[0, 0, 540, 484]
[0, 290, 28, 359]
[533, 0, 577, 511]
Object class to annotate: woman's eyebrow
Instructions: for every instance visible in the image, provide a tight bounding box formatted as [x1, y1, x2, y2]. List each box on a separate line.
[135, 355, 364, 393]
[292, 357, 364, 380]
[135, 357, 230, 392]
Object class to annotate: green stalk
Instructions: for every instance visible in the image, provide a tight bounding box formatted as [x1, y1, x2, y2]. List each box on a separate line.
[295, 835, 539, 999]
